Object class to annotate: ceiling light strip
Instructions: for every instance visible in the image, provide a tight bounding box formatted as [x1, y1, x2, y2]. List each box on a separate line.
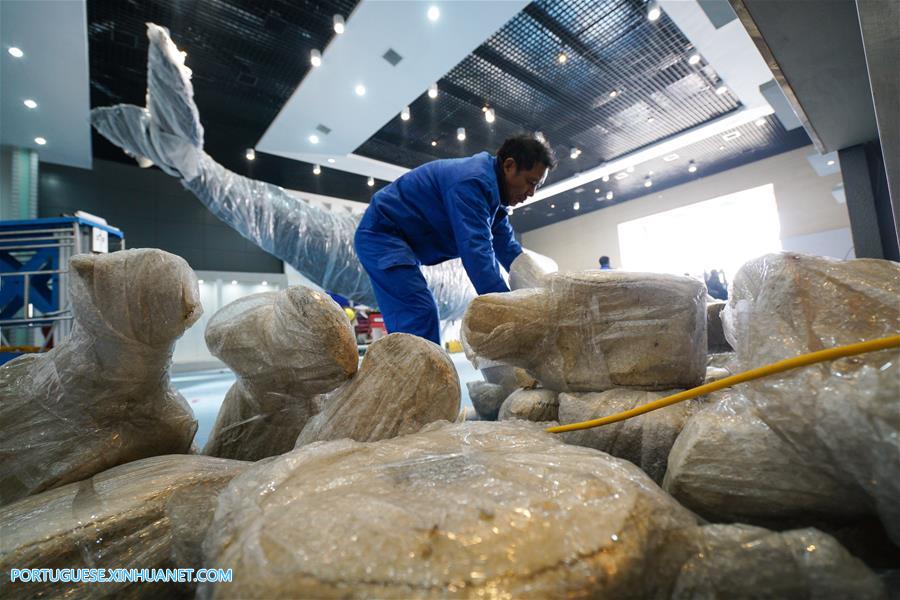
[517, 105, 773, 210]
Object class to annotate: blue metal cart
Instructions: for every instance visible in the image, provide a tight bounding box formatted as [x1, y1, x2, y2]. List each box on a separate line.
[0, 216, 125, 364]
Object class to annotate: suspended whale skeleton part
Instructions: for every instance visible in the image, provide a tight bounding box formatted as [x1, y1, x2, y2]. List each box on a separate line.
[91, 24, 556, 321]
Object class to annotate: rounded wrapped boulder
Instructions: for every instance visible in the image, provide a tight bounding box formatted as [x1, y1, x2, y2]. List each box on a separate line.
[0, 248, 201, 506]
[463, 271, 707, 392]
[203, 286, 358, 461]
[295, 333, 460, 447]
[199, 421, 882, 599]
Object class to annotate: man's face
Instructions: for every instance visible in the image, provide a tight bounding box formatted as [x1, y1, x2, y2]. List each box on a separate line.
[502, 158, 548, 207]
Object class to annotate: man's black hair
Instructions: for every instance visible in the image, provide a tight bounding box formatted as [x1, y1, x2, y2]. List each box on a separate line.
[496, 135, 557, 171]
[599, 255, 610, 267]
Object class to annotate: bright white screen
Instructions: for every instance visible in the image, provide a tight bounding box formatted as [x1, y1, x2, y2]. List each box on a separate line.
[617, 183, 782, 279]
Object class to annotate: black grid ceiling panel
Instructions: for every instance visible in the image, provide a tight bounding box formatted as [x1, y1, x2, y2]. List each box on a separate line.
[359, 87, 532, 169]
[510, 114, 811, 232]
[358, 0, 742, 186]
[450, 54, 558, 122]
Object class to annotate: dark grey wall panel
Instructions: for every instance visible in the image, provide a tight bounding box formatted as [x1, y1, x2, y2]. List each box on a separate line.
[857, 0, 899, 229]
[839, 143, 899, 261]
[698, 0, 737, 28]
[734, 0, 877, 153]
[38, 158, 283, 273]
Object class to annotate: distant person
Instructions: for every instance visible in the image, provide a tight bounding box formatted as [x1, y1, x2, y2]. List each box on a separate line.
[599, 256, 613, 270]
[705, 269, 728, 300]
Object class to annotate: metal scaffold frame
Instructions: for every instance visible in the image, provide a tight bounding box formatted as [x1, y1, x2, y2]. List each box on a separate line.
[0, 217, 125, 363]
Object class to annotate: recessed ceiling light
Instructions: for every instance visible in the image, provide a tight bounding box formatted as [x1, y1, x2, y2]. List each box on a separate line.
[609, 90, 619, 98]
[688, 160, 698, 173]
[594, 188, 600, 193]
[550, 203, 556, 209]
[457, 127, 466, 141]
[231, 280, 238, 285]
[262, 281, 268, 286]
[558, 52, 567, 64]
[333, 14, 345, 34]
[647, 117, 655, 123]
[570, 147, 581, 159]
[663, 153, 679, 162]
[715, 85, 728, 95]
[367, 176, 375, 187]
[606, 191, 614, 200]
[198, 279, 204, 284]
[401, 106, 410, 121]
[647, 3, 662, 21]
[310, 49, 322, 68]
[313, 164, 321, 175]
[431, 140, 437, 146]
[327, 158, 336, 164]
[754, 118, 766, 127]
[827, 159, 836, 166]
[308, 134, 320, 144]
[245, 148, 255, 160]
[573, 201, 580, 211]
[23, 99, 37, 109]
[8, 47, 24, 58]
[614, 172, 629, 180]
[354, 84, 366, 96]
[34, 137, 46, 145]
[719, 145, 726, 150]
[427, 6, 440, 22]
[722, 130, 742, 141]
[485, 108, 495, 123]
[428, 83, 438, 99]
[644, 178, 653, 188]
[688, 53, 701, 65]
[602, 174, 610, 182]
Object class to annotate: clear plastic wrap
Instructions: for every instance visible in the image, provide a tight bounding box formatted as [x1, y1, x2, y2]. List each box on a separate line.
[0, 455, 248, 599]
[559, 389, 702, 485]
[199, 420, 882, 599]
[721, 253, 900, 543]
[478, 363, 536, 391]
[706, 300, 732, 353]
[295, 333, 460, 447]
[202, 287, 358, 461]
[497, 388, 559, 422]
[462, 271, 707, 392]
[0, 249, 200, 506]
[90, 23, 510, 322]
[465, 381, 509, 420]
[472, 363, 537, 421]
[507, 248, 558, 290]
[663, 390, 871, 523]
[661, 524, 885, 599]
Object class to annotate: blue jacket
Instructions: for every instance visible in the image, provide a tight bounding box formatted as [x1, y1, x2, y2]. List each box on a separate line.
[364, 151, 522, 294]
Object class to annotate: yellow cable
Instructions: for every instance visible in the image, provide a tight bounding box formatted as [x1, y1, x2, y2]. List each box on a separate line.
[546, 334, 900, 434]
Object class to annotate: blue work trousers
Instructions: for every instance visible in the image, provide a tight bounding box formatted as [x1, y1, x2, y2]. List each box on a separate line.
[354, 213, 441, 345]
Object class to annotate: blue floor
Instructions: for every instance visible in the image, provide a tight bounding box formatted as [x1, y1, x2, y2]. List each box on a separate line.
[172, 352, 483, 449]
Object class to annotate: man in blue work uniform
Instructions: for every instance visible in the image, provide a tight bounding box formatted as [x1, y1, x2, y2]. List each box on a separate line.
[354, 135, 555, 345]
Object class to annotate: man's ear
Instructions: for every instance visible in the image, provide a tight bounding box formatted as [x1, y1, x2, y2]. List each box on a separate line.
[503, 157, 518, 174]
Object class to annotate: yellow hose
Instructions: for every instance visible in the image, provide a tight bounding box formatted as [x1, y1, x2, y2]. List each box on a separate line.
[546, 334, 900, 434]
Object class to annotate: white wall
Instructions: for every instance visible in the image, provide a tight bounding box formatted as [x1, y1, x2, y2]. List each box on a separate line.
[522, 146, 852, 272]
